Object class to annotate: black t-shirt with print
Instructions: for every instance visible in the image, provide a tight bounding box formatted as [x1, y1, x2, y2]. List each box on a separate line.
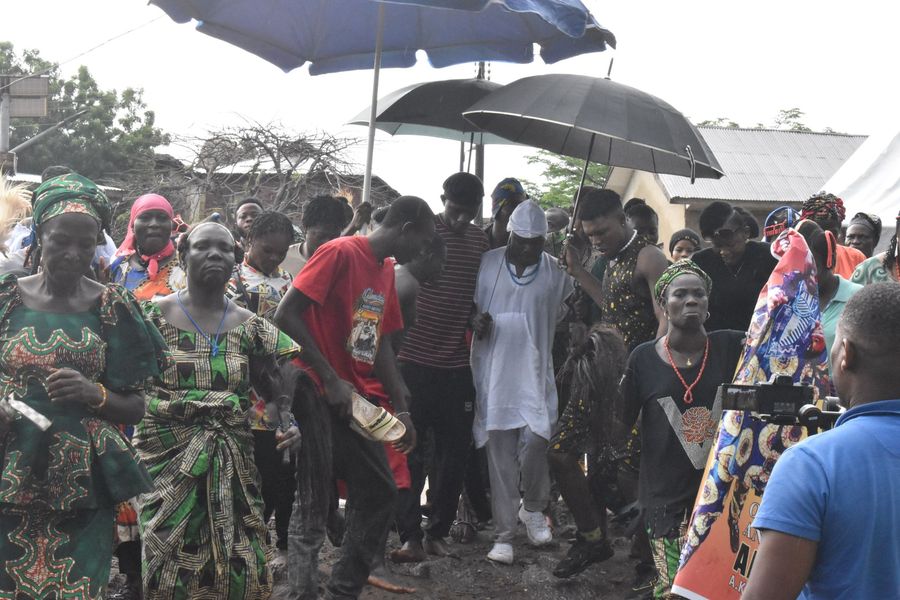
[691, 241, 777, 332]
[622, 329, 744, 537]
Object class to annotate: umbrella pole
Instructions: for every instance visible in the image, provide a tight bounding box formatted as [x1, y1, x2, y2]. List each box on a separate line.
[362, 3, 386, 205]
[560, 133, 596, 270]
[569, 133, 596, 235]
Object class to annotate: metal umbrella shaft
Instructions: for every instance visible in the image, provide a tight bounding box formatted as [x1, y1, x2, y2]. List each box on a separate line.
[362, 3, 386, 205]
[559, 132, 594, 269]
[569, 132, 595, 236]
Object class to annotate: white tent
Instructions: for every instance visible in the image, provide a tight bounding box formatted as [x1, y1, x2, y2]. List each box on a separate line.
[823, 127, 900, 225]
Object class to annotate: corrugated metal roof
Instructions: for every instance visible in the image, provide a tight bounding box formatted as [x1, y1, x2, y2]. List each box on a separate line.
[659, 127, 866, 203]
[9, 172, 122, 192]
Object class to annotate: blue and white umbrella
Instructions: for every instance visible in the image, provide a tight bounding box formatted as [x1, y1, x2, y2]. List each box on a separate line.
[150, 0, 616, 200]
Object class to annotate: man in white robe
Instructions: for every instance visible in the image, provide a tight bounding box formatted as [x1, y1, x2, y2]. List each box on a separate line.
[470, 200, 573, 565]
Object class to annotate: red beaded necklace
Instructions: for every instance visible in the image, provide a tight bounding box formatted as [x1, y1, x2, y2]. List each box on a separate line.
[664, 336, 710, 405]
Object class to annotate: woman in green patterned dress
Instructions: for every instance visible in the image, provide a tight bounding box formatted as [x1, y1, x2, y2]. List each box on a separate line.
[0, 173, 169, 598]
[134, 221, 301, 599]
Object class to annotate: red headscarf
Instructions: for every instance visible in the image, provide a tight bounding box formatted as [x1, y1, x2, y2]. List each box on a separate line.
[115, 193, 175, 279]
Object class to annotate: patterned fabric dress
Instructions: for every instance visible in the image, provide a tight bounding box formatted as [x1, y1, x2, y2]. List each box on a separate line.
[0, 276, 169, 599]
[599, 234, 658, 352]
[226, 260, 293, 329]
[110, 253, 185, 553]
[673, 230, 831, 600]
[598, 234, 659, 474]
[111, 255, 186, 302]
[226, 260, 293, 431]
[850, 253, 898, 285]
[135, 303, 299, 600]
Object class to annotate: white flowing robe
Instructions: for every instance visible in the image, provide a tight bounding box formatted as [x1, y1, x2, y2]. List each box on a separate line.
[471, 248, 573, 448]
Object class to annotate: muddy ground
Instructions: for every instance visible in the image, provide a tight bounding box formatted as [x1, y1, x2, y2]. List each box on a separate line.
[111, 520, 649, 599]
[273, 520, 649, 600]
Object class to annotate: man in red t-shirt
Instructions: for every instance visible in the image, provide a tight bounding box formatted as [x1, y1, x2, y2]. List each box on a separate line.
[275, 196, 435, 600]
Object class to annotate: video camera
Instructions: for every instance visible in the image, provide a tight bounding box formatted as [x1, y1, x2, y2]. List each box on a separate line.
[718, 375, 845, 434]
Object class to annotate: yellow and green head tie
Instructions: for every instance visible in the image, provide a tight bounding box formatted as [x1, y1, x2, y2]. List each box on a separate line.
[32, 173, 111, 232]
[654, 259, 712, 307]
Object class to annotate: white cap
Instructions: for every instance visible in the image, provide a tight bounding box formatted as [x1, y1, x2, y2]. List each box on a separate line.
[506, 199, 548, 239]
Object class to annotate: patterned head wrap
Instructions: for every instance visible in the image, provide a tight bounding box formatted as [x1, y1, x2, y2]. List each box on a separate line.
[32, 173, 111, 232]
[491, 177, 526, 218]
[654, 259, 712, 307]
[801, 192, 845, 223]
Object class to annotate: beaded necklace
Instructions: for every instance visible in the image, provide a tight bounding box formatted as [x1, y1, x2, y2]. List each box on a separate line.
[663, 336, 710, 404]
[505, 255, 541, 286]
[609, 230, 638, 264]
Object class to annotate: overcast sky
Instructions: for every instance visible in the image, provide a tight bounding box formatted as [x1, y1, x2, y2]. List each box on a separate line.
[4, 0, 899, 213]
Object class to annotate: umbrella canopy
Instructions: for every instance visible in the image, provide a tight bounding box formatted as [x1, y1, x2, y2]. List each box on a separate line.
[149, 0, 616, 74]
[149, 0, 616, 202]
[348, 78, 515, 144]
[463, 74, 724, 181]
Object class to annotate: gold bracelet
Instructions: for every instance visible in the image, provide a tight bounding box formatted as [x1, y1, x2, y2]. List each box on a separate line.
[92, 383, 109, 412]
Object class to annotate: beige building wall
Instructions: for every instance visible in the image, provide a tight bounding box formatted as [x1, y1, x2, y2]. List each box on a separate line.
[606, 168, 687, 259]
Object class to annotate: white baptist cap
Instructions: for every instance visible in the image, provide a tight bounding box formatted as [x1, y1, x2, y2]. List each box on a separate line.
[506, 199, 548, 239]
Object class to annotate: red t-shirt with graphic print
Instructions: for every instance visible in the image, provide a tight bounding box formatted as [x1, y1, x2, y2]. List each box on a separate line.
[292, 235, 403, 396]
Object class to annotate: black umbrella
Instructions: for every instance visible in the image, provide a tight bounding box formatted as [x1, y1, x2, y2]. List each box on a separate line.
[349, 78, 516, 145]
[463, 73, 724, 259]
[462, 74, 724, 181]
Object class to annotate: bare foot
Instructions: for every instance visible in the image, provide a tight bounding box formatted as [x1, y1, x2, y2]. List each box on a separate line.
[389, 540, 426, 563]
[367, 569, 417, 594]
[424, 537, 459, 558]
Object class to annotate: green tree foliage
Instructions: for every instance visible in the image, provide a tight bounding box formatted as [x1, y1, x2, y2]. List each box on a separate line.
[523, 150, 609, 209]
[771, 108, 812, 132]
[695, 117, 741, 128]
[1, 42, 168, 181]
[698, 108, 826, 132]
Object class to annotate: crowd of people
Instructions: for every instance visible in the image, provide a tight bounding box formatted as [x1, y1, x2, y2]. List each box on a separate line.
[0, 164, 896, 600]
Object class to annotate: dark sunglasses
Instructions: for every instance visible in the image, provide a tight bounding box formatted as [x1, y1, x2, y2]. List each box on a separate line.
[707, 226, 747, 244]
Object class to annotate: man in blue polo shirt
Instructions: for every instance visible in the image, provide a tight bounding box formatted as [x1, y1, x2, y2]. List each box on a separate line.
[744, 282, 900, 600]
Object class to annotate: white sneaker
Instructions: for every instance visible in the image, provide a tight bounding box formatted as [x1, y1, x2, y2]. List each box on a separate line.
[518, 505, 552, 546]
[487, 542, 514, 565]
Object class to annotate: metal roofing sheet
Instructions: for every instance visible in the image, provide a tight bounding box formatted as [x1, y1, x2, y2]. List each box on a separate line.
[659, 127, 866, 203]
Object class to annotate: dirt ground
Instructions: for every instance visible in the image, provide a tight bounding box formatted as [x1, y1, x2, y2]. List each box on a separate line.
[111, 518, 649, 600]
[270, 519, 650, 600]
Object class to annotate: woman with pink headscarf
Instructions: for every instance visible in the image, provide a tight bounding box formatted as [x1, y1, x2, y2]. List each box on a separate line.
[110, 193, 186, 301]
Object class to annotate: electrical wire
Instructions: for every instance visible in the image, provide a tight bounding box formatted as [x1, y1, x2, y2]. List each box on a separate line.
[0, 16, 164, 94]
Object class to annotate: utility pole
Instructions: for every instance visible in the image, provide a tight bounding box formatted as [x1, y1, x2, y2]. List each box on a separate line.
[0, 74, 50, 176]
[0, 79, 13, 175]
[474, 61, 486, 225]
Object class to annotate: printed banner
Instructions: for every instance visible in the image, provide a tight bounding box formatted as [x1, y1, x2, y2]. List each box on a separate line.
[672, 230, 832, 599]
